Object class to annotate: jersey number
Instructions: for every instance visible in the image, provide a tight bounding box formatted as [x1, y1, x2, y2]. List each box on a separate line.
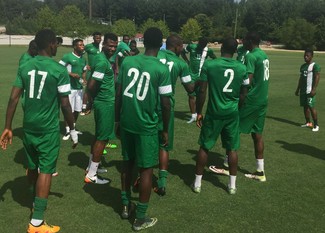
[263, 59, 270, 81]
[223, 69, 234, 92]
[28, 70, 48, 99]
[123, 68, 150, 101]
[159, 59, 174, 72]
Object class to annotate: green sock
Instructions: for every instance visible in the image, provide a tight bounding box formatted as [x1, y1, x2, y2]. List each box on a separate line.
[158, 170, 168, 188]
[136, 202, 148, 219]
[32, 197, 48, 220]
[121, 191, 131, 206]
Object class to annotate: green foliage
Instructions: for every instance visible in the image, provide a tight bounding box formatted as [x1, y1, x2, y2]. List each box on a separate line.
[275, 18, 316, 50]
[112, 19, 137, 37]
[180, 18, 202, 43]
[315, 16, 325, 51]
[194, 14, 212, 38]
[139, 18, 170, 38]
[35, 6, 57, 31]
[5, 16, 37, 35]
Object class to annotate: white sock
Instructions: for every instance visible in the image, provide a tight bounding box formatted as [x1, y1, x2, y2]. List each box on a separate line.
[256, 159, 264, 172]
[30, 219, 43, 227]
[82, 104, 87, 109]
[65, 126, 70, 134]
[86, 154, 93, 171]
[192, 113, 197, 119]
[229, 175, 236, 189]
[87, 161, 99, 177]
[223, 154, 229, 167]
[194, 174, 202, 187]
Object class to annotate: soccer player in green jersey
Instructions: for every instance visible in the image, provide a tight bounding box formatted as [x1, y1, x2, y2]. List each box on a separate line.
[84, 33, 118, 184]
[238, 31, 269, 182]
[81, 32, 102, 115]
[154, 34, 194, 196]
[115, 27, 172, 231]
[19, 40, 38, 66]
[237, 43, 249, 64]
[295, 48, 321, 132]
[130, 39, 140, 56]
[181, 37, 216, 123]
[59, 39, 87, 140]
[0, 29, 78, 233]
[192, 37, 249, 195]
[110, 35, 131, 77]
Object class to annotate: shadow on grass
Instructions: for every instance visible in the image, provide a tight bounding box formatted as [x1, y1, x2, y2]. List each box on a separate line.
[13, 127, 24, 140]
[174, 110, 190, 121]
[67, 151, 89, 170]
[276, 140, 325, 160]
[266, 115, 301, 127]
[14, 147, 28, 169]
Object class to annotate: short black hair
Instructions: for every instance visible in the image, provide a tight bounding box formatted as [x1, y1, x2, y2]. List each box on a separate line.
[103, 33, 118, 43]
[245, 31, 260, 45]
[93, 31, 102, 37]
[73, 38, 83, 47]
[166, 34, 183, 49]
[305, 48, 314, 56]
[123, 35, 129, 39]
[143, 27, 163, 49]
[35, 29, 56, 50]
[198, 37, 208, 48]
[56, 36, 63, 44]
[221, 37, 238, 55]
[130, 40, 137, 45]
[28, 39, 37, 50]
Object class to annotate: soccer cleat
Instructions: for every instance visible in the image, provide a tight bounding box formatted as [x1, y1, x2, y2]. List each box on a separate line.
[102, 149, 108, 155]
[154, 187, 166, 196]
[191, 183, 201, 193]
[27, 221, 60, 233]
[121, 202, 135, 219]
[52, 172, 59, 177]
[85, 168, 107, 174]
[132, 217, 158, 231]
[106, 143, 117, 149]
[312, 125, 319, 132]
[245, 171, 266, 182]
[84, 174, 111, 184]
[187, 116, 197, 124]
[62, 132, 70, 140]
[209, 165, 230, 176]
[301, 122, 313, 128]
[80, 109, 91, 116]
[227, 185, 237, 195]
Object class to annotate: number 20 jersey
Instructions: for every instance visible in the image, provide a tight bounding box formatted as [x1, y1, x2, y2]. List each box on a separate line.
[14, 55, 71, 133]
[117, 54, 172, 135]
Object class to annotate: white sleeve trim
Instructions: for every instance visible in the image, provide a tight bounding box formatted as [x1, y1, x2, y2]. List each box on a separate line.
[92, 71, 104, 80]
[58, 84, 71, 93]
[59, 60, 66, 66]
[181, 75, 191, 83]
[159, 84, 172, 95]
[242, 78, 250, 86]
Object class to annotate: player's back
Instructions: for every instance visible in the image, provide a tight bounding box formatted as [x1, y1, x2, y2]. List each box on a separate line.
[19, 55, 70, 133]
[85, 43, 100, 67]
[118, 54, 170, 135]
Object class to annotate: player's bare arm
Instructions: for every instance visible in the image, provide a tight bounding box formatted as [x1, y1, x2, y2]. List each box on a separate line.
[114, 83, 122, 139]
[310, 72, 320, 96]
[195, 80, 207, 128]
[160, 95, 171, 146]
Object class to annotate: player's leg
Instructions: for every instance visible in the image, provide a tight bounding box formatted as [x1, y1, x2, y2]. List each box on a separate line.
[300, 94, 313, 127]
[63, 91, 76, 140]
[227, 150, 238, 194]
[308, 96, 319, 131]
[192, 147, 208, 193]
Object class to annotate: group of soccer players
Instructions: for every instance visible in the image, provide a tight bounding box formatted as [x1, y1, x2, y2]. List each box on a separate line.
[0, 25, 321, 232]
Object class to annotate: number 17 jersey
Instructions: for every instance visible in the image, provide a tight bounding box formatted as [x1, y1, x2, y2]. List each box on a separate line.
[117, 54, 172, 135]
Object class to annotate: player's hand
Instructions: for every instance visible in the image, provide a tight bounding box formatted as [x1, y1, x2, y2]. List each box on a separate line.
[160, 131, 168, 146]
[86, 65, 91, 71]
[196, 114, 203, 128]
[115, 122, 121, 140]
[310, 89, 316, 97]
[0, 129, 13, 150]
[70, 129, 78, 149]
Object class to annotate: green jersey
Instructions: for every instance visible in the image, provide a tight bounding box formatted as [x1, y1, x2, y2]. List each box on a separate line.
[300, 62, 321, 94]
[85, 43, 100, 68]
[245, 48, 269, 106]
[184, 43, 216, 80]
[91, 52, 115, 102]
[59, 52, 87, 90]
[109, 41, 131, 64]
[13, 55, 71, 133]
[19, 52, 33, 66]
[117, 54, 172, 135]
[157, 49, 192, 106]
[200, 57, 249, 118]
[237, 45, 249, 64]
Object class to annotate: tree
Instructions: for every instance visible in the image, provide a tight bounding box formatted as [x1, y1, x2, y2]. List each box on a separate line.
[315, 16, 325, 51]
[140, 18, 170, 38]
[194, 14, 212, 38]
[35, 6, 57, 31]
[56, 5, 88, 38]
[112, 19, 137, 37]
[180, 18, 201, 43]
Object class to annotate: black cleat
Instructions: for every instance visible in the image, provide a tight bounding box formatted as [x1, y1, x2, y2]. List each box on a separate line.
[154, 187, 166, 196]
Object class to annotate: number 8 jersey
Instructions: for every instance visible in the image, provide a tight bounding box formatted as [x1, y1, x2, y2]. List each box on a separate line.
[14, 55, 71, 133]
[117, 54, 172, 135]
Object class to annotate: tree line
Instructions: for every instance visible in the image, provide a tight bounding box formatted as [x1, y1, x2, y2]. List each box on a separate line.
[0, 0, 325, 50]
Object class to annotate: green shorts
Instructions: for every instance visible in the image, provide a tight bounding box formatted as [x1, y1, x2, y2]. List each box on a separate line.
[121, 129, 159, 168]
[158, 109, 174, 151]
[240, 104, 267, 134]
[198, 114, 240, 151]
[188, 81, 200, 97]
[93, 100, 115, 141]
[300, 94, 316, 107]
[23, 131, 60, 174]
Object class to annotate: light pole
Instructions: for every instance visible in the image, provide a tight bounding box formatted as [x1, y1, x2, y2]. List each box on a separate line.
[89, 0, 92, 20]
[233, 0, 241, 38]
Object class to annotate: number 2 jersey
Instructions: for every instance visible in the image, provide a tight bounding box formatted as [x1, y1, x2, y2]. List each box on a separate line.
[13, 55, 71, 133]
[117, 54, 172, 135]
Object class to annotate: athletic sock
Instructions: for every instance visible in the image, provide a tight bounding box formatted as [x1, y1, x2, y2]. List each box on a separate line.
[158, 170, 168, 188]
[136, 202, 148, 219]
[121, 191, 131, 206]
[256, 159, 264, 172]
[314, 120, 318, 126]
[82, 104, 87, 110]
[86, 154, 93, 171]
[194, 174, 202, 187]
[65, 126, 70, 134]
[191, 113, 197, 119]
[229, 175, 236, 189]
[31, 197, 48, 225]
[87, 161, 99, 177]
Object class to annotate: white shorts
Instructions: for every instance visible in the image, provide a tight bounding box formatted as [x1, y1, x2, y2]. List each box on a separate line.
[69, 89, 83, 112]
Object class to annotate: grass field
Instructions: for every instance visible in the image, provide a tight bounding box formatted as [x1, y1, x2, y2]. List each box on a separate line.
[0, 45, 324, 233]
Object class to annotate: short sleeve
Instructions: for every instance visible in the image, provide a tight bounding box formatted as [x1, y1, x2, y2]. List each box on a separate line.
[13, 67, 23, 88]
[92, 60, 106, 82]
[57, 68, 71, 96]
[245, 53, 256, 74]
[159, 66, 172, 96]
